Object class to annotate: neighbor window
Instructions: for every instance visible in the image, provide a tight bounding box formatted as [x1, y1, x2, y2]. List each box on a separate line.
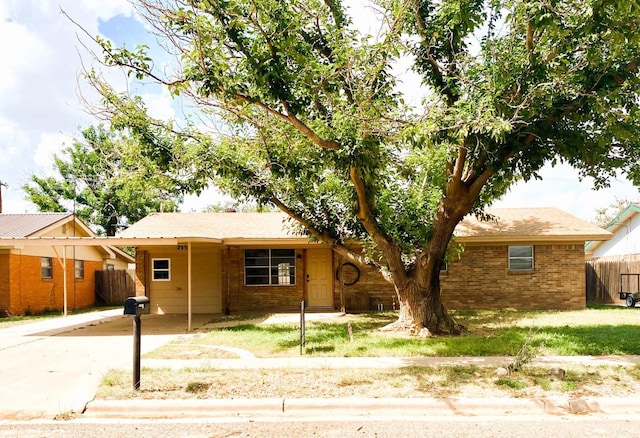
[152, 258, 171, 281]
[41, 257, 52, 279]
[508, 246, 534, 271]
[75, 260, 84, 279]
[245, 249, 296, 286]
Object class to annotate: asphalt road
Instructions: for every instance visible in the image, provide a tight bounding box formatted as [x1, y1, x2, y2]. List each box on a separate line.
[0, 416, 638, 438]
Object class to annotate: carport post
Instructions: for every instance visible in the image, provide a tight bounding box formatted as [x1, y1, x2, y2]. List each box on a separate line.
[133, 314, 142, 390]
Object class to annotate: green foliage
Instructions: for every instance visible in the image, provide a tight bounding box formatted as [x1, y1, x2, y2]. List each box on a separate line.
[23, 125, 183, 235]
[592, 197, 634, 227]
[82, 0, 640, 320]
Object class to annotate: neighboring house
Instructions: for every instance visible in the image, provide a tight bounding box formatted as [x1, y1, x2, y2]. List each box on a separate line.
[585, 204, 640, 305]
[117, 208, 610, 318]
[586, 203, 640, 261]
[0, 213, 134, 316]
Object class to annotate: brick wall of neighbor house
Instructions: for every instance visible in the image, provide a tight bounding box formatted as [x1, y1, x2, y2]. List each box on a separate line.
[441, 243, 586, 310]
[4, 254, 98, 315]
[223, 247, 305, 312]
[0, 253, 9, 315]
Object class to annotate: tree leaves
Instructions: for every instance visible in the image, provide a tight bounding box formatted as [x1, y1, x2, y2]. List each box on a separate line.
[23, 125, 183, 236]
[84, 0, 640, 265]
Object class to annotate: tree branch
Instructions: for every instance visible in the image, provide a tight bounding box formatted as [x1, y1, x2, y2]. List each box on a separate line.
[270, 196, 370, 267]
[231, 94, 340, 150]
[349, 166, 408, 284]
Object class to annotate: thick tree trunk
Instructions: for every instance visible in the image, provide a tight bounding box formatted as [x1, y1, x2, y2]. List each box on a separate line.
[385, 278, 463, 337]
[382, 170, 482, 336]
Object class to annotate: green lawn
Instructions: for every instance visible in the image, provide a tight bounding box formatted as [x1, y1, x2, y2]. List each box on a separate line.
[102, 305, 640, 401]
[146, 305, 640, 359]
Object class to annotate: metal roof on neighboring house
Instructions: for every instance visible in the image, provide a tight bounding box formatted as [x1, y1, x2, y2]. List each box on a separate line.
[117, 208, 611, 244]
[0, 213, 74, 238]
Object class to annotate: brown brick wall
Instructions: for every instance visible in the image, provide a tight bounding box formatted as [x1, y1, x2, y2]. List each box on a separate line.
[130, 242, 586, 314]
[333, 253, 396, 311]
[2, 254, 97, 315]
[335, 243, 586, 312]
[134, 250, 148, 297]
[0, 254, 9, 315]
[441, 243, 585, 310]
[224, 247, 304, 312]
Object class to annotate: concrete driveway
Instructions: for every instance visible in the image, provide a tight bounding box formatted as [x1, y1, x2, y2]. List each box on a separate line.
[0, 310, 214, 420]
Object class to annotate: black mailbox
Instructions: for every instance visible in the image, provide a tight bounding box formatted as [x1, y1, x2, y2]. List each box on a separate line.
[124, 296, 150, 316]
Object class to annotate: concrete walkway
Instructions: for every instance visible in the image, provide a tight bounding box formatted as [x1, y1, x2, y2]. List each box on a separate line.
[1, 310, 640, 420]
[0, 310, 211, 420]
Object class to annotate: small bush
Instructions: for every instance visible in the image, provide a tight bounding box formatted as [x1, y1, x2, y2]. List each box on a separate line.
[185, 381, 211, 394]
[495, 378, 527, 390]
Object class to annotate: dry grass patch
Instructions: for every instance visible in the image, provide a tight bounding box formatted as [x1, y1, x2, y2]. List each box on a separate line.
[97, 364, 640, 401]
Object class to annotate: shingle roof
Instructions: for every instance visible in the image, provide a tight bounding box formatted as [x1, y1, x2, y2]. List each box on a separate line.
[118, 208, 611, 243]
[118, 212, 302, 240]
[455, 208, 611, 242]
[0, 213, 74, 238]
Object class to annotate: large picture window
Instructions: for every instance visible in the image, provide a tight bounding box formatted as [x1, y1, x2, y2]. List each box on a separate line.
[245, 249, 296, 286]
[152, 258, 171, 281]
[508, 246, 534, 271]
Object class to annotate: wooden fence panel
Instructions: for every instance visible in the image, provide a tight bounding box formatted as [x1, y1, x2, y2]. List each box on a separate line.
[586, 260, 640, 304]
[95, 269, 136, 305]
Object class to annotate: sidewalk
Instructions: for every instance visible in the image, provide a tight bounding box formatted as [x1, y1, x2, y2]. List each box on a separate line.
[2, 311, 640, 421]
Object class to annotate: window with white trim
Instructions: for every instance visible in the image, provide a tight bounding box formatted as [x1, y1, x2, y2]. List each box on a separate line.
[508, 246, 534, 271]
[152, 258, 171, 281]
[245, 249, 296, 286]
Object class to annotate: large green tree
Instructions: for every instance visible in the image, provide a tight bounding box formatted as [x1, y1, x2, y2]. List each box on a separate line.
[24, 125, 183, 236]
[84, 0, 640, 334]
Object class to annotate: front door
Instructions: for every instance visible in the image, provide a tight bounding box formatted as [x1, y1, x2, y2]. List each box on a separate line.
[306, 248, 334, 308]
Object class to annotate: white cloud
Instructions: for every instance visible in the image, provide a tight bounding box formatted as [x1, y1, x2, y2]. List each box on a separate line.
[0, 0, 142, 213]
[142, 90, 177, 121]
[33, 132, 74, 175]
[494, 163, 640, 222]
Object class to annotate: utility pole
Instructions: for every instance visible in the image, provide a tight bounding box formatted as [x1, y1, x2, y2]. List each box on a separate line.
[0, 181, 7, 214]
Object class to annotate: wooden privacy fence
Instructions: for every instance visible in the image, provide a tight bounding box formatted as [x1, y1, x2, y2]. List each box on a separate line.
[95, 269, 136, 305]
[586, 260, 640, 304]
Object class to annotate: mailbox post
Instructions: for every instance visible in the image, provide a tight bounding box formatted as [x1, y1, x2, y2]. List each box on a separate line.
[124, 296, 150, 390]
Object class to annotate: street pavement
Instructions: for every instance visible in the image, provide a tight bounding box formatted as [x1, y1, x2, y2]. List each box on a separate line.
[1, 310, 640, 421]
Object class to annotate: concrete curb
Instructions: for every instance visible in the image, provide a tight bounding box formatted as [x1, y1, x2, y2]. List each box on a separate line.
[84, 396, 640, 419]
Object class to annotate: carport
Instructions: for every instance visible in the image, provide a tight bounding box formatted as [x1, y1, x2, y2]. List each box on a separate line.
[0, 236, 217, 331]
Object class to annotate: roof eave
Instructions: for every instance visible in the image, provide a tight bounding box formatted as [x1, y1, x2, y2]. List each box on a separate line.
[456, 234, 612, 244]
[223, 237, 314, 246]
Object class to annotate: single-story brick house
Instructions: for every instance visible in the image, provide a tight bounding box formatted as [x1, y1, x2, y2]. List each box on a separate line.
[0, 213, 134, 316]
[116, 208, 610, 320]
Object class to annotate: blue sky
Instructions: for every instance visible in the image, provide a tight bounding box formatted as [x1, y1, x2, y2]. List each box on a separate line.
[0, 1, 637, 222]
